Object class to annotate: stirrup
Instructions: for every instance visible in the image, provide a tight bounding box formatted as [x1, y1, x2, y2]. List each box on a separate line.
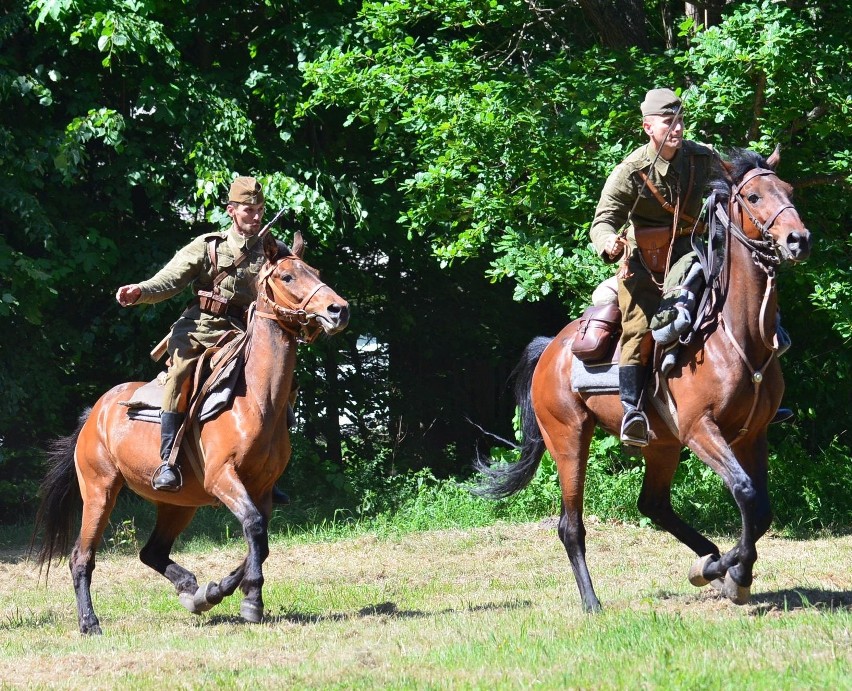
[620, 410, 650, 447]
[151, 462, 182, 492]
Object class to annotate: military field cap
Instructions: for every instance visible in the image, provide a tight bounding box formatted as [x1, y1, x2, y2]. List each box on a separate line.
[640, 88, 682, 117]
[228, 176, 264, 205]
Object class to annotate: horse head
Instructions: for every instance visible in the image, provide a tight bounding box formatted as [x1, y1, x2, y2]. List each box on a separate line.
[719, 147, 812, 262]
[257, 231, 350, 340]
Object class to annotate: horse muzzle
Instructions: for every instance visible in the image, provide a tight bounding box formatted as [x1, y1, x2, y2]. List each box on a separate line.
[316, 302, 350, 334]
[783, 229, 812, 262]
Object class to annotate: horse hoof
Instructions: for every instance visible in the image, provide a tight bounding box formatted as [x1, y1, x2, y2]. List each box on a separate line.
[179, 582, 216, 614]
[688, 554, 717, 587]
[721, 573, 751, 605]
[240, 601, 263, 624]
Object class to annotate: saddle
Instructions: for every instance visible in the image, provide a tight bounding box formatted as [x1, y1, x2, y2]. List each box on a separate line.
[118, 329, 246, 424]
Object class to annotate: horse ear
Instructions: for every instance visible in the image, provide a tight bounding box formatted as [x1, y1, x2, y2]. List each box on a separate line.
[292, 231, 305, 258]
[263, 232, 279, 262]
[766, 144, 781, 170]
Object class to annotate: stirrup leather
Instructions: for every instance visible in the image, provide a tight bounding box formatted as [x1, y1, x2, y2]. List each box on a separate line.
[151, 462, 183, 492]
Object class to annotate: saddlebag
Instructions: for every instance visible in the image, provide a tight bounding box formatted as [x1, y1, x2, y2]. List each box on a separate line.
[571, 303, 622, 363]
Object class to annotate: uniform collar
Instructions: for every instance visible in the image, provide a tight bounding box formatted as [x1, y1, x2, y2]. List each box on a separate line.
[645, 142, 683, 177]
[226, 225, 260, 255]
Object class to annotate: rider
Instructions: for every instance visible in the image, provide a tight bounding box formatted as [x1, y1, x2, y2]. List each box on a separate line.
[590, 88, 715, 446]
[116, 177, 292, 499]
[590, 89, 791, 446]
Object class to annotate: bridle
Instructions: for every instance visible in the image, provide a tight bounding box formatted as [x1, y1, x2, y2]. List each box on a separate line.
[254, 255, 328, 343]
[708, 167, 796, 278]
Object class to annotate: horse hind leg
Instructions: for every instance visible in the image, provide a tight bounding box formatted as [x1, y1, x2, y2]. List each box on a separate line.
[139, 504, 208, 613]
[72, 481, 122, 635]
[542, 415, 602, 613]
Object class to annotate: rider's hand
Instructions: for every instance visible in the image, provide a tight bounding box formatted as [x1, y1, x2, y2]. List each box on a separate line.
[116, 284, 142, 307]
[604, 235, 626, 260]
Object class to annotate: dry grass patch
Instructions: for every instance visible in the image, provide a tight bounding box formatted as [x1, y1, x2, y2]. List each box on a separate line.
[1, 521, 850, 688]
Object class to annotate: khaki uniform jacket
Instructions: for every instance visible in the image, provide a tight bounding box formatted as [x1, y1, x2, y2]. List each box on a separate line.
[135, 226, 267, 411]
[136, 226, 266, 309]
[590, 140, 715, 261]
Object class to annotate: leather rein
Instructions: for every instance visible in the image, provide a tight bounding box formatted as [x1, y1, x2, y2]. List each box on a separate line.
[253, 255, 328, 344]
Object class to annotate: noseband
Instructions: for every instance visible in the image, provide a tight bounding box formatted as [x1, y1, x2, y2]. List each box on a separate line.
[255, 255, 328, 343]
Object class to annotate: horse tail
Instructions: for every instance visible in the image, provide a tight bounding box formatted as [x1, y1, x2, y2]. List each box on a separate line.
[30, 408, 90, 571]
[473, 336, 553, 499]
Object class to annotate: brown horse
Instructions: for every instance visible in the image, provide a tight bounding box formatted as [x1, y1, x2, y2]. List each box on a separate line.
[33, 232, 349, 634]
[476, 148, 811, 611]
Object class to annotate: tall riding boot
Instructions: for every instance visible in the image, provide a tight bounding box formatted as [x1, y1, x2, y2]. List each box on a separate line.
[152, 411, 185, 492]
[619, 364, 650, 447]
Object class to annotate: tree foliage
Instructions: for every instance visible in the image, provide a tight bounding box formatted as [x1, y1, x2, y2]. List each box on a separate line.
[1, 0, 850, 525]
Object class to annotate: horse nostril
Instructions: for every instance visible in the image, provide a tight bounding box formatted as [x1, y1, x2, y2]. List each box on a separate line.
[328, 303, 350, 322]
[787, 230, 812, 259]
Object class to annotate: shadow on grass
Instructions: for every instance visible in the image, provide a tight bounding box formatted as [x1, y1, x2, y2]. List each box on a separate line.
[749, 588, 852, 612]
[201, 599, 532, 627]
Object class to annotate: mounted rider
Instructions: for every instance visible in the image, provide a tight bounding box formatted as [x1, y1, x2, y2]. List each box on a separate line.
[116, 177, 291, 496]
[589, 88, 790, 446]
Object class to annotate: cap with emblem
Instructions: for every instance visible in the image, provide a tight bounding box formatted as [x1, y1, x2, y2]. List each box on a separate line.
[640, 88, 682, 117]
[228, 176, 264, 205]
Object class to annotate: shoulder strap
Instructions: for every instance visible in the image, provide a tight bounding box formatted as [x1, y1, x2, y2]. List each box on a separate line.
[205, 237, 231, 294]
[636, 155, 699, 226]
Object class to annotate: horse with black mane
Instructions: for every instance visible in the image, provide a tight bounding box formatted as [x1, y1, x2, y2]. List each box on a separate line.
[32, 232, 349, 634]
[476, 147, 811, 611]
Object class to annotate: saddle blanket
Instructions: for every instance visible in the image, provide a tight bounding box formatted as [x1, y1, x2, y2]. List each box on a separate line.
[571, 355, 618, 394]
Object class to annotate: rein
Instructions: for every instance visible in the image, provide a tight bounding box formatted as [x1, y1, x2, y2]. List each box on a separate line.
[254, 256, 328, 344]
[702, 167, 789, 441]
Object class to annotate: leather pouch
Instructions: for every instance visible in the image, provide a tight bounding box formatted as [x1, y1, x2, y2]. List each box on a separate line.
[634, 225, 673, 273]
[571, 303, 622, 363]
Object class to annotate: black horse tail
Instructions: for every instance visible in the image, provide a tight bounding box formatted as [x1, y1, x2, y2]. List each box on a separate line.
[473, 336, 553, 499]
[30, 408, 90, 572]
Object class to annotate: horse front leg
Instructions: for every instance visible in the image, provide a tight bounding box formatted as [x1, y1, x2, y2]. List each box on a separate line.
[685, 426, 771, 604]
[638, 442, 721, 556]
[205, 470, 271, 623]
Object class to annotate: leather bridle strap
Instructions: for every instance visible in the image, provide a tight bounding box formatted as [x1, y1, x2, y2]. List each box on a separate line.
[732, 168, 795, 240]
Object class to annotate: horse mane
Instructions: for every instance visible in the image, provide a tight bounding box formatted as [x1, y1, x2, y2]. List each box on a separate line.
[709, 148, 772, 203]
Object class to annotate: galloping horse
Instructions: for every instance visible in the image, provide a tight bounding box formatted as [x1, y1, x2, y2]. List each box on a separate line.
[476, 148, 811, 611]
[33, 232, 349, 634]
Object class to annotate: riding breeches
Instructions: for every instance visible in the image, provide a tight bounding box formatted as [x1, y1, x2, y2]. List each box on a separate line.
[161, 308, 245, 413]
[618, 250, 663, 367]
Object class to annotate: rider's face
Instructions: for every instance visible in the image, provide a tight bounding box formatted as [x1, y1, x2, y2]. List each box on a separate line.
[643, 114, 684, 160]
[228, 202, 265, 237]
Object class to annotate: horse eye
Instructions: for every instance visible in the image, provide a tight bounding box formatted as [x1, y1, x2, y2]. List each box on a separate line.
[281, 273, 294, 283]
[747, 193, 760, 204]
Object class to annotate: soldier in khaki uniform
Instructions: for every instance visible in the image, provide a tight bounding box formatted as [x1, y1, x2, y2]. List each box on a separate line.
[116, 177, 268, 490]
[590, 89, 713, 446]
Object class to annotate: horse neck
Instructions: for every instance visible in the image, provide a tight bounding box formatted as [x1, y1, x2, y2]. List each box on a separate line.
[243, 314, 298, 419]
[720, 219, 778, 356]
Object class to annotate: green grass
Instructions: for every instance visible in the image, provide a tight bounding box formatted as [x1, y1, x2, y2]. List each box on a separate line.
[2, 521, 850, 689]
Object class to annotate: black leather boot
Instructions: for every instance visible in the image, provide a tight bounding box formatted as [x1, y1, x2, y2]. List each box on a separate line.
[272, 487, 291, 505]
[770, 407, 794, 424]
[152, 411, 185, 492]
[619, 364, 650, 447]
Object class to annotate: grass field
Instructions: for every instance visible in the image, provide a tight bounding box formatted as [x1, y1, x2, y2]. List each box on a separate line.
[1, 519, 850, 689]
